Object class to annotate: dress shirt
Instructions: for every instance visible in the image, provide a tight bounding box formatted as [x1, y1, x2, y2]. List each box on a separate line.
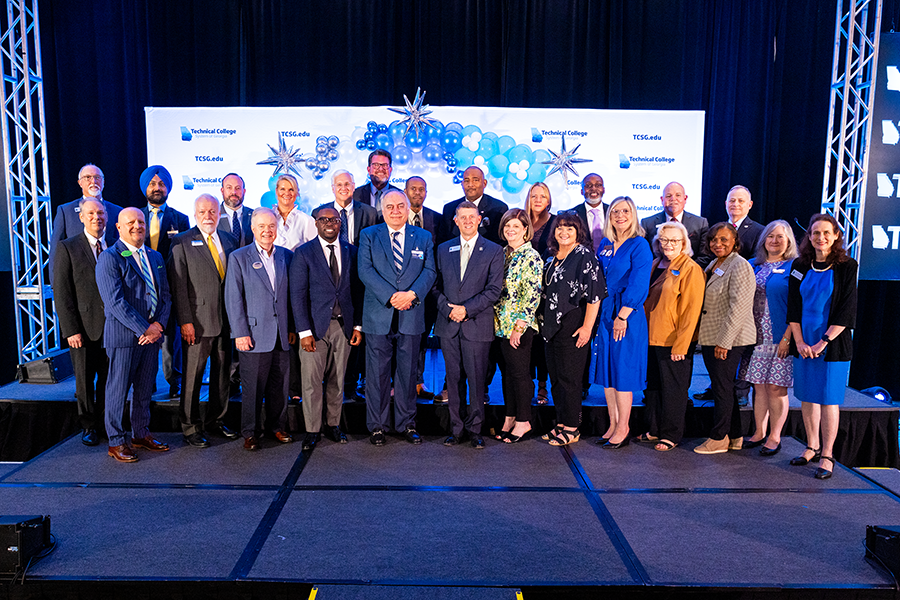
[204, 230, 225, 265]
[222, 204, 242, 233]
[460, 233, 479, 278]
[255, 241, 277, 291]
[333, 200, 355, 242]
[668, 213, 683, 224]
[84, 230, 106, 258]
[388, 223, 406, 257]
[275, 205, 317, 251]
[121, 239, 154, 286]
[585, 202, 605, 231]
[730, 216, 746, 229]
[297, 236, 361, 339]
[408, 209, 425, 228]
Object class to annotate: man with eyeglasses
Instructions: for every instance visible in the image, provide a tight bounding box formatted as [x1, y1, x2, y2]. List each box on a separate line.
[352, 149, 401, 213]
[50, 164, 122, 286]
[290, 207, 363, 450]
[572, 173, 610, 251]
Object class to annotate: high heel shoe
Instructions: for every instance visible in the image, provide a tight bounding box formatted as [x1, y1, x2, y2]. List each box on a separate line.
[759, 442, 781, 456]
[789, 446, 821, 466]
[815, 456, 835, 480]
[594, 436, 611, 445]
[602, 437, 630, 449]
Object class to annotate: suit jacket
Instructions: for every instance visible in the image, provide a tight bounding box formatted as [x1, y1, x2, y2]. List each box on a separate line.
[54, 233, 106, 341]
[95, 240, 171, 348]
[167, 227, 238, 338]
[641, 210, 710, 261]
[49, 198, 121, 286]
[409, 206, 442, 248]
[224, 243, 293, 353]
[734, 217, 765, 260]
[358, 224, 436, 336]
[142, 204, 190, 261]
[312, 200, 378, 246]
[572, 201, 609, 229]
[439, 194, 509, 246]
[290, 238, 361, 340]
[217, 203, 254, 247]
[434, 236, 504, 342]
[352, 182, 401, 210]
[697, 252, 756, 349]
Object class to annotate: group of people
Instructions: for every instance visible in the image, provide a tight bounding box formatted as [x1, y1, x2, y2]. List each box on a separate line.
[51, 152, 856, 479]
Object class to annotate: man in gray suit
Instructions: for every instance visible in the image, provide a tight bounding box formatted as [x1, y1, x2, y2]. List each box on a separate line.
[168, 194, 240, 448]
[641, 181, 710, 262]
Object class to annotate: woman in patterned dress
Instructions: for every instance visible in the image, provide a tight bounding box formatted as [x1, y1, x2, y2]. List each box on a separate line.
[525, 182, 556, 405]
[494, 209, 543, 442]
[739, 220, 798, 456]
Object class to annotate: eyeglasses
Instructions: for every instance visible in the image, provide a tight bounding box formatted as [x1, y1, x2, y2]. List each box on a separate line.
[80, 175, 103, 181]
[369, 162, 391, 171]
[658, 238, 681, 246]
[317, 217, 341, 224]
[583, 183, 604, 189]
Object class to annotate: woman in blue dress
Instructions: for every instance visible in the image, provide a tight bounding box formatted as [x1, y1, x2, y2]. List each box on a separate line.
[590, 196, 653, 448]
[787, 214, 858, 480]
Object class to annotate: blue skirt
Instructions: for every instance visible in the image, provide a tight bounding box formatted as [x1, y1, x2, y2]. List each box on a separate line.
[793, 357, 849, 406]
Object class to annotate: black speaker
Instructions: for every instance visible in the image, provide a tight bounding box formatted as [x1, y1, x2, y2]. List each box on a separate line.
[16, 349, 73, 384]
[866, 525, 900, 578]
[0, 515, 51, 576]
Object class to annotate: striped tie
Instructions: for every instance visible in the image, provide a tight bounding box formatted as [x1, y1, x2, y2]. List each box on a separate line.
[392, 231, 403, 271]
[138, 249, 158, 317]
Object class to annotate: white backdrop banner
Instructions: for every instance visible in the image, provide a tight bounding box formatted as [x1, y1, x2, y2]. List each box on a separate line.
[145, 106, 705, 224]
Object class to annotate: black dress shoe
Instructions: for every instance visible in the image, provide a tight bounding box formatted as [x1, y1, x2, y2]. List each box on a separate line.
[302, 433, 319, 451]
[790, 447, 821, 466]
[759, 442, 781, 456]
[692, 387, 714, 401]
[603, 438, 630, 449]
[815, 456, 835, 480]
[183, 432, 210, 448]
[82, 429, 99, 446]
[328, 426, 348, 444]
[594, 436, 610, 446]
[370, 430, 386, 446]
[443, 435, 459, 446]
[470, 435, 485, 449]
[168, 384, 180, 399]
[211, 423, 240, 439]
[742, 439, 764, 449]
[404, 428, 422, 445]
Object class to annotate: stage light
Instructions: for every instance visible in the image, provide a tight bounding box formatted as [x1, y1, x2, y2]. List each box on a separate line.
[862, 386, 893, 404]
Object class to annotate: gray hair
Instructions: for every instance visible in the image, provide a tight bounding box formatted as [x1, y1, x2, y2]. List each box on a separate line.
[653, 221, 693, 257]
[251, 206, 277, 226]
[331, 169, 354, 186]
[754, 219, 799, 263]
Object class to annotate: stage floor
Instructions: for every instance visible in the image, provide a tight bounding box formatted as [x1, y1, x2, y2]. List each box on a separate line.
[1, 433, 898, 596]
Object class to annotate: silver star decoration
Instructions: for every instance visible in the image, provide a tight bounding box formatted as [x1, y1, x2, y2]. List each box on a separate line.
[388, 88, 441, 137]
[541, 133, 593, 187]
[257, 133, 307, 178]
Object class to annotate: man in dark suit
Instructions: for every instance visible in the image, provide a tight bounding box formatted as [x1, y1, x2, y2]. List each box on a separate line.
[168, 194, 240, 448]
[218, 172, 253, 247]
[405, 176, 443, 400]
[352, 149, 401, 212]
[53, 198, 110, 446]
[438, 166, 509, 246]
[291, 207, 363, 450]
[224, 207, 295, 450]
[571, 173, 610, 251]
[49, 164, 121, 286]
[725, 185, 764, 260]
[435, 201, 504, 448]
[358, 190, 436, 445]
[140, 165, 190, 398]
[95, 208, 172, 462]
[641, 181, 710, 262]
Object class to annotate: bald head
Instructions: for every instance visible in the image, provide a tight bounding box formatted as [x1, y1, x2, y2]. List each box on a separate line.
[117, 207, 146, 248]
[661, 182, 687, 218]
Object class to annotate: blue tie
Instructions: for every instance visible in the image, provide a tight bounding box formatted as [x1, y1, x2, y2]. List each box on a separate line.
[340, 208, 349, 244]
[392, 231, 403, 271]
[231, 210, 241, 240]
[138, 249, 158, 317]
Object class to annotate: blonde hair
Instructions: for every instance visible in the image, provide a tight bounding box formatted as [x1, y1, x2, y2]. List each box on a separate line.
[602, 196, 645, 242]
[653, 221, 693, 257]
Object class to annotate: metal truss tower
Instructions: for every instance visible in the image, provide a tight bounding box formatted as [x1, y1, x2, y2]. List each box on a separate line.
[822, 0, 883, 260]
[0, 0, 56, 364]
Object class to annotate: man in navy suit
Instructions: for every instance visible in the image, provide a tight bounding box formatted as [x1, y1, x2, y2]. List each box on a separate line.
[641, 181, 710, 264]
[49, 164, 121, 286]
[438, 166, 509, 246]
[435, 202, 504, 447]
[95, 208, 172, 462]
[140, 165, 190, 398]
[291, 207, 363, 450]
[352, 149, 401, 212]
[224, 207, 295, 450]
[53, 198, 110, 446]
[168, 194, 240, 448]
[358, 190, 436, 445]
[218, 173, 254, 248]
[725, 185, 764, 260]
[572, 173, 610, 251]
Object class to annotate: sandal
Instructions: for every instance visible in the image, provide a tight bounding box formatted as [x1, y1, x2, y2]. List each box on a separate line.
[654, 440, 677, 452]
[815, 456, 835, 480]
[536, 384, 549, 405]
[542, 425, 563, 441]
[548, 429, 580, 446]
[495, 431, 511, 441]
[790, 446, 821, 466]
[635, 433, 659, 444]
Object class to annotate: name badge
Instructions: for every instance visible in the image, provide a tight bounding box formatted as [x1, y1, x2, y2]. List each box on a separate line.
[252, 262, 263, 270]
[714, 268, 725, 277]
[74, 207, 81, 213]
[168, 230, 178, 238]
[671, 269, 680, 276]
[449, 245, 461, 253]
[600, 248, 613, 257]
[791, 269, 803, 280]
[411, 249, 424, 260]
[191, 240, 204, 246]
[773, 268, 785, 274]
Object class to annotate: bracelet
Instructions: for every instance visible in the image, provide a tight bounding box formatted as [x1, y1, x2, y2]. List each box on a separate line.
[615, 315, 627, 322]
[513, 326, 526, 334]
[781, 336, 790, 343]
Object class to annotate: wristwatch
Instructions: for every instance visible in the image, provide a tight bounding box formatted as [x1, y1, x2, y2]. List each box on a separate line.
[821, 333, 831, 344]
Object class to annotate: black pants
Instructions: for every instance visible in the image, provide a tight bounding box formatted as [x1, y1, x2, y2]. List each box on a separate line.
[702, 345, 749, 440]
[70, 338, 108, 431]
[499, 329, 534, 422]
[531, 335, 548, 383]
[644, 346, 693, 444]
[545, 308, 589, 428]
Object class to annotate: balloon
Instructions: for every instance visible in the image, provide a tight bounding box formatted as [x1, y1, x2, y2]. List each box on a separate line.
[476, 137, 498, 159]
[424, 123, 444, 145]
[327, 149, 339, 161]
[306, 157, 318, 171]
[393, 144, 412, 166]
[377, 123, 388, 134]
[364, 131, 374, 142]
[260, 190, 278, 208]
[389, 121, 407, 142]
[366, 140, 376, 150]
[316, 142, 328, 154]
[525, 163, 547, 184]
[446, 164, 456, 173]
[454, 148, 476, 170]
[441, 130, 462, 153]
[532, 149, 551, 164]
[317, 159, 330, 171]
[507, 144, 533, 164]
[497, 135, 516, 155]
[516, 170, 527, 181]
[268, 176, 279, 192]
[445, 121, 463, 133]
[405, 130, 426, 152]
[313, 172, 324, 180]
[367, 121, 378, 132]
[453, 171, 464, 184]
[316, 135, 327, 144]
[488, 155, 510, 178]
[423, 143, 443, 165]
[327, 135, 340, 148]
[482, 131, 498, 142]
[375, 133, 393, 151]
[447, 157, 457, 167]
[502, 172, 527, 194]
[461, 124, 482, 138]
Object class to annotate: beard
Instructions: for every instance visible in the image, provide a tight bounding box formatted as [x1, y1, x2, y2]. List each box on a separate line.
[224, 194, 243, 209]
[146, 190, 168, 206]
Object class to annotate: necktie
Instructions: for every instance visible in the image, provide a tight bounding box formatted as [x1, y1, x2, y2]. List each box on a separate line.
[94, 242, 102, 261]
[231, 210, 241, 240]
[670, 217, 678, 223]
[392, 231, 403, 271]
[460, 241, 471, 280]
[207, 235, 225, 279]
[339, 208, 349, 244]
[149, 207, 160, 251]
[414, 212, 422, 228]
[590, 208, 603, 251]
[329, 244, 341, 318]
[138, 249, 158, 317]
[374, 188, 382, 211]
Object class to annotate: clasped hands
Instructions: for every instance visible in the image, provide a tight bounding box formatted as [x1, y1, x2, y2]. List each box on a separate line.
[139, 322, 164, 345]
[390, 290, 417, 311]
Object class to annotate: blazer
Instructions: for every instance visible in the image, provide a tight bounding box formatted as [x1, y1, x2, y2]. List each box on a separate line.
[54, 233, 106, 341]
[357, 223, 436, 336]
[224, 243, 293, 353]
[352, 182, 401, 210]
[290, 237, 361, 340]
[312, 200, 378, 246]
[439, 194, 509, 246]
[217, 203, 254, 247]
[697, 252, 756, 349]
[641, 210, 709, 260]
[434, 236, 504, 342]
[142, 204, 190, 261]
[572, 201, 609, 230]
[167, 227, 238, 338]
[49, 198, 121, 286]
[409, 206, 442, 247]
[95, 240, 171, 348]
[644, 252, 705, 356]
[734, 217, 765, 260]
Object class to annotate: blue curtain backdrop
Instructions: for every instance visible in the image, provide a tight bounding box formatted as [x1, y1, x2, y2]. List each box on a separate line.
[4, 0, 892, 396]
